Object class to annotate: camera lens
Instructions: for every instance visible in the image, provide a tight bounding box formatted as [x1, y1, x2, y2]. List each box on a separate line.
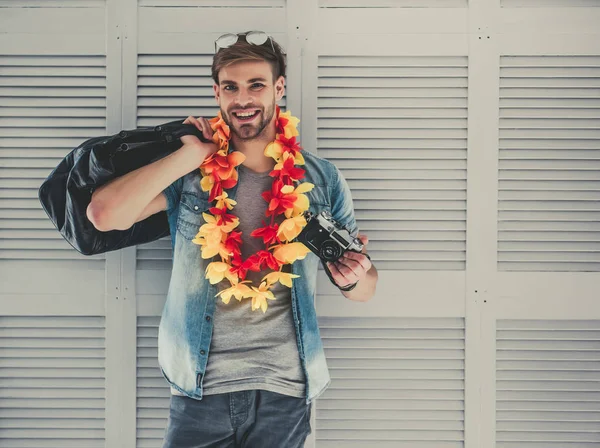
[320, 240, 343, 262]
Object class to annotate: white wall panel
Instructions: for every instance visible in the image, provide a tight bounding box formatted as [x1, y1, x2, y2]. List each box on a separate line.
[1, 0, 599, 447]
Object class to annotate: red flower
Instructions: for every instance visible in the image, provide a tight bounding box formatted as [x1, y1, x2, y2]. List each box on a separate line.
[209, 207, 237, 226]
[279, 135, 302, 156]
[251, 222, 280, 246]
[261, 179, 297, 217]
[243, 254, 264, 273]
[270, 155, 305, 185]
[256, 250, 282, 271]
[224, 231, 242, 257]
[230, 253, 248, 280]
[275, 105, 287, 135]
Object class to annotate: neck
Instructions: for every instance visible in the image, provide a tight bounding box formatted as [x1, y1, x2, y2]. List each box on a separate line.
[231, 121, 277, 174]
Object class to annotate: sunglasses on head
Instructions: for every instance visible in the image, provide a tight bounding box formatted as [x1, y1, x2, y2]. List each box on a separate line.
[214, 31, 276, 54]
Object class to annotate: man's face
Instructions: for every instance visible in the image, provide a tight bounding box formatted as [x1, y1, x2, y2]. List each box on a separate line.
[214, 60, 285, 141]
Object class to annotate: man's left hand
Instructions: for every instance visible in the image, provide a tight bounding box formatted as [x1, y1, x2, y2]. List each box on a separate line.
[327, 234, 372, 288]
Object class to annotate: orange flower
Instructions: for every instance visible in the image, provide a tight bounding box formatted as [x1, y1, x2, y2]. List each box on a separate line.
[209, 113, 231, 151]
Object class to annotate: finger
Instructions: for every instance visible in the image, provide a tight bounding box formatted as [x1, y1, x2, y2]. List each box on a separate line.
[327, 261, 352, 286]
[332, 260, 357, 284]
[338, 256, 363, 275]
[357, 233, 369, 246]
[199, 117, 214, 140]
[343, 251, 371, 271]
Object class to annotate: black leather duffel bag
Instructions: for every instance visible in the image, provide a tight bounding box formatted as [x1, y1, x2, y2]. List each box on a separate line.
[38, 118, 210, 256]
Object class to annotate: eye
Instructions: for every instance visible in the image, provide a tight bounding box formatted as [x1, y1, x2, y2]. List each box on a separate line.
[223, 85, 237, 92]
[251, 83, 265, 90]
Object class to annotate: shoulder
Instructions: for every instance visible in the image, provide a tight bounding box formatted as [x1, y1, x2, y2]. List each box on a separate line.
[301, 150, 340, 185]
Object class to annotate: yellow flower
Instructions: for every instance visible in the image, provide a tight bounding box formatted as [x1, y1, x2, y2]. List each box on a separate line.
[280, 182, 314, 218]
[279, 110, 300, 139]
[262, 271, 300, 288]
[272, 242, 311, 264]
[265, 141, 304, 165]
[199, 212, 240, 235]
[205, 262, 237, 285]
[200, 174, 214, 192]
[193, 234, 232, 260]
[215, 192, 237, 210]
[277, 214, 307, 242]
[216, 281, 252, 304]
[248, 281, 276, 313]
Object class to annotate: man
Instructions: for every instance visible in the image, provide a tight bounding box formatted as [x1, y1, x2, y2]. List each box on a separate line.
[87, 31, 378, 447]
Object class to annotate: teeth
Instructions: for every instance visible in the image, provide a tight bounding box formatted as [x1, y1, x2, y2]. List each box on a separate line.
[236, 111, 256, 118]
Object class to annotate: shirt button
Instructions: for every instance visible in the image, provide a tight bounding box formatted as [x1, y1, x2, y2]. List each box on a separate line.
[194, 205, 199, 211]
[200, 350, 206, 355]
[206, 316, 211, 322]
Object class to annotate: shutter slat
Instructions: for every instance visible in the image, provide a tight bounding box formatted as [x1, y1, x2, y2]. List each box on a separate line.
[0, 55, 107, 263]
[318, 56, 467, 270]
[136, 316, 169, 448]
[498, 56, 600, 271]
[318, 317, 465, 445]
[0, 316, 106, 445]
[496, 320, 600, 445]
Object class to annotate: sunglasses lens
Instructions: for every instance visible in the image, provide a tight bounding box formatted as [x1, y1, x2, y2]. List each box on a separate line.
[216, 34, 239, 49]
[245, 32, 269, 46]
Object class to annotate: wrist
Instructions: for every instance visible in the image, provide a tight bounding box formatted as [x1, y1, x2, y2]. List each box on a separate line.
[180, 143, 209, 167]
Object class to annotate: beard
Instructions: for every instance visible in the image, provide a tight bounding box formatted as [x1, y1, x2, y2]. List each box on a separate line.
[221, 100, 276, 141]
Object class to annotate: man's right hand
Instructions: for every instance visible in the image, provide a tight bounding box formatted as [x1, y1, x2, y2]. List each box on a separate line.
[180, 115, 219, 164]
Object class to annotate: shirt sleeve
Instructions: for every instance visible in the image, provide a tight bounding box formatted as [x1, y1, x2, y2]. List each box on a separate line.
[329, 164, 359, 237]
[162, 177, 183, 213]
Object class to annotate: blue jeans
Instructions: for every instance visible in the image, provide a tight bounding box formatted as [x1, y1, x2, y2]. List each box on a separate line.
[163, 389, 312, 448]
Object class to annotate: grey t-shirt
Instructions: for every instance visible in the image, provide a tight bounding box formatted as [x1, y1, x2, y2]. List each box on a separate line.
[171, 164, 306, 398]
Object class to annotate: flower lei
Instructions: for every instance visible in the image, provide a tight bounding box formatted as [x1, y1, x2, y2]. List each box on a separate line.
[193, 106, 312, 313]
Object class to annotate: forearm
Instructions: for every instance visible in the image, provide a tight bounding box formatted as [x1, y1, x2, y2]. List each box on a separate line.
[88, 144, 205, 230]
[342, 264, 378, 302]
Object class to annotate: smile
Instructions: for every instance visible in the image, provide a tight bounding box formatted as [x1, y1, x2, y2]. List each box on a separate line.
[232, 110, 260, 122]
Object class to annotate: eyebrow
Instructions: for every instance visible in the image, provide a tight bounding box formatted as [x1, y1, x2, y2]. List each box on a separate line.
[220, 77, 268, 85]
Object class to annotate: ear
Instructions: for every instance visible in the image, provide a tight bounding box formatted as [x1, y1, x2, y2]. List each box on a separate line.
[274, 76, 285, 102]
[213, 83, 220, 104]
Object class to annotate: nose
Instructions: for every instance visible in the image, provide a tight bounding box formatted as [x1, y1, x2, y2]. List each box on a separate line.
[235, 88, 253, 107]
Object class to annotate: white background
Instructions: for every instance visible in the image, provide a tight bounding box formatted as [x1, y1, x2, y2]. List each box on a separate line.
[1, 0, 599, 447]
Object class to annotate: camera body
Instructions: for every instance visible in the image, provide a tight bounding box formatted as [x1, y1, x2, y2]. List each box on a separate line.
[296, 210, 363, 262]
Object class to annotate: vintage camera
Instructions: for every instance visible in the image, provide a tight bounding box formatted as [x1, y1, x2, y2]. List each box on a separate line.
[296, 210, 363, 262]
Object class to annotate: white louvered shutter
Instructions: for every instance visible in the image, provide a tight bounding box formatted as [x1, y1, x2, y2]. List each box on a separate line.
[314, 39, 468, 445]
[0, 54, 107, 269]
[317, 55, 468, 271]
[498, 55, 600, 272]
[496, 319, 600, 447]
[318, 317, 465, 448]
[0, 316, 106, 447]
[0, 2, 113, 446]
[136, 316, 167, 448]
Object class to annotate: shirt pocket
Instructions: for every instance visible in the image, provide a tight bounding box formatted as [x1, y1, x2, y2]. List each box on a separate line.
[176, 192, 210, 241]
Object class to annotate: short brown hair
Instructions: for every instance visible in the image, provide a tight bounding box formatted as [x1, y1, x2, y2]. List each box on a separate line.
[211, 32, 286, 85]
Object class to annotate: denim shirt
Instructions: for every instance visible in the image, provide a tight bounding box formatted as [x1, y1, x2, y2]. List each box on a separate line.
[159, 149, 358, 404]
